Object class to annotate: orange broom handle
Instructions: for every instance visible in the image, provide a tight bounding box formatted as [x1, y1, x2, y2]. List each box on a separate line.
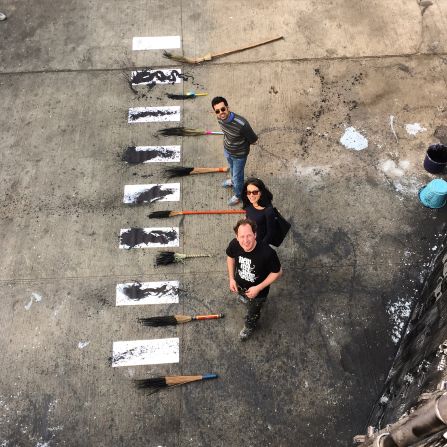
[193, 314, 224, 320]
[182, 210, 246, 215]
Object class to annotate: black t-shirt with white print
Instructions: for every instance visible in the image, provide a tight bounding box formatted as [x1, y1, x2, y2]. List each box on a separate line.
[226, 238, 281, 296]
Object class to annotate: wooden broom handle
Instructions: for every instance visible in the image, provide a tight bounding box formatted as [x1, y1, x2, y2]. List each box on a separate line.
[212, 36, 284, 59]
[193, 314, 224, 320]
[191, 167, 228, 174]
[182, 210, 246, 215]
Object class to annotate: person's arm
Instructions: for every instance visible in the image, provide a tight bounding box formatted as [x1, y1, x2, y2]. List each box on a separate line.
[241, 121, 258, 145]
[227, 256, 238, 293]
[245, 268, 283, 299]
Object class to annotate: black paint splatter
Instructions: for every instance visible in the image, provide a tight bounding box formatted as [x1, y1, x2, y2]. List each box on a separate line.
[122, 146, 177, 164]
[129, 108, 178, 122]
[131, 185, 176, 204]
[120, 228, 178, 248]
[131, 69, 193, 88]
[122, 282, 178, 300]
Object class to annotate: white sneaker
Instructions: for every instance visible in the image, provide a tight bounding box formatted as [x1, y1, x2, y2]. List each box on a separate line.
[222, 179, 233, 188]
[228, 195, 240, 206]
[0, 12, 6, 21]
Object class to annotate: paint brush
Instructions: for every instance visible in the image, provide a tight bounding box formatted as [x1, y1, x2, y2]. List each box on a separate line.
[164, 166, 228, 178]
[134, 374, 218, 389]
[155, 251, 211, 265]
[138, 313, 224, 327]
[158, 127, 223, 137]
[148, 209, 245, 219]
[163, 36, 284, 64]
[166, 92, 208, 100]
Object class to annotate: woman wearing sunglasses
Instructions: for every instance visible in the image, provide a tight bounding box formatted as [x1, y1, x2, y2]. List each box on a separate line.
[242, 178, 275, 245]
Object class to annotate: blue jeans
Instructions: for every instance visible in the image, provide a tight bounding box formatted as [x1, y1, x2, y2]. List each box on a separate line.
[224, 150, 247, 199]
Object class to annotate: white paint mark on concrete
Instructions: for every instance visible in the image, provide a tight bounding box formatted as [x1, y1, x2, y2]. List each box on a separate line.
[116, 281, 179, 306]
[35, 442, 51, 447]
[132, 36, 181, 51]
[405, 123, 427, 136]
[389, 115, 398, 142]
[112, 338, 179, 367]
[128, 106, 180, 123]
[25, 293, 42, 310]
[78, 341, 90, 349]
[123, 183, 180, 204]
[386, 297, 412, 344]
[339, 127, 368, 150]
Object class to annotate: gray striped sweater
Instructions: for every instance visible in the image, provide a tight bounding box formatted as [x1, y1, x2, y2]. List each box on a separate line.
[218, 112, 258, 158]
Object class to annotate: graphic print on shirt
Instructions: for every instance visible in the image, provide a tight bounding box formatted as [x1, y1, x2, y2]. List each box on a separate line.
[238, 256, 257, 283]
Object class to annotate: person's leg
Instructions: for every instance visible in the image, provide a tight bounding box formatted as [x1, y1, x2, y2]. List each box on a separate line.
[223, 149, 233, 187]
[231, 156, 247, 199]
[245, 294, 267, 330]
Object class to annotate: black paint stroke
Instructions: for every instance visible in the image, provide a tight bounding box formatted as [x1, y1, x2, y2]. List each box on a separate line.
[120, 228, 178, 248]
[131, 69, 193, 87]
[131, 184, 176, 204]
[122, 146, 177, 164]
[129, 108, 178, 122]
[122, 282, 178, 300]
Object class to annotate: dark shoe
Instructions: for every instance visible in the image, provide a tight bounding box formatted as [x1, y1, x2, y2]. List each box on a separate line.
[239, 326, 254, 341]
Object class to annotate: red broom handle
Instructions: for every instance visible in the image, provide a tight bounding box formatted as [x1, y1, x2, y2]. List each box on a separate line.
[193, 314, 224, 320]
[182, 210, 246, 215]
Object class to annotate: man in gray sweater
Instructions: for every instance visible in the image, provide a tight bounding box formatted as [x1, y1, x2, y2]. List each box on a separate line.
[212, 97, 258, 206]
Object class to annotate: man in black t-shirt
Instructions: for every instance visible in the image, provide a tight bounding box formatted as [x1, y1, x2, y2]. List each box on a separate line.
[226, 218, 282, 340]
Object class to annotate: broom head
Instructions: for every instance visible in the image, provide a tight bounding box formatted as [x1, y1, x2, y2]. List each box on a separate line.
[147, 210, 174, 219]
[138, 315, 179, 326]
[164, 166, 194, 178]
[155, 251, 187, 265]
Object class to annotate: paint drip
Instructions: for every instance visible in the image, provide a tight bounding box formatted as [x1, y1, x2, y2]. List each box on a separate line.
[122, 146, 177, 164]
[120, 228, 178, 248]
[122, 282, 178, 300]
[131, 69, 192, 87]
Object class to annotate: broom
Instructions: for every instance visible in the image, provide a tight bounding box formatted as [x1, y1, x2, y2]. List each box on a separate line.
[166, 92, 208, 100]
[138, 313, 224, 327]
[164, 166, 228, 178]
[163, 35, 284, 64]
[155, 251, 211, 265]
[158, 127, 223, 136]
[134, 374, 218, 389]
[148, 209, 245, 219]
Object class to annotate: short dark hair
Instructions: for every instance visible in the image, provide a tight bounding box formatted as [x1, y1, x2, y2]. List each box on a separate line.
[211, 96, 228, 109]
[233, 218, 257, 235]
[242, 178, 273, 209]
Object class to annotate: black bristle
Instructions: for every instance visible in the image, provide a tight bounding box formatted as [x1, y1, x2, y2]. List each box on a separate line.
[166, 93, 195, 100]
[155, 251, 176, 265]
[138, 316, 178, 327]
[134, 377, 168, 389]
[158, 127, 187, 136]
[148, 210, 172, 219]
[164, 166, 194, 178]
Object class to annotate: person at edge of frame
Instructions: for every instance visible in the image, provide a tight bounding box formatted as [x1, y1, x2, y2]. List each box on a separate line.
[212, 96, 258, 206]
[226, 218, 282, 340]
[242, 178, 276, 245]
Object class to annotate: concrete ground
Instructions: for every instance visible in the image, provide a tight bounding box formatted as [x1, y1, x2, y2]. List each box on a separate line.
[1, 0, 447, 446]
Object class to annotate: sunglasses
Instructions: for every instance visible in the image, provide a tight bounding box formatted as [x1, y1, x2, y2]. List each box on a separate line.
[214, 106, 227, 114]
[247, 190, 260, 196]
